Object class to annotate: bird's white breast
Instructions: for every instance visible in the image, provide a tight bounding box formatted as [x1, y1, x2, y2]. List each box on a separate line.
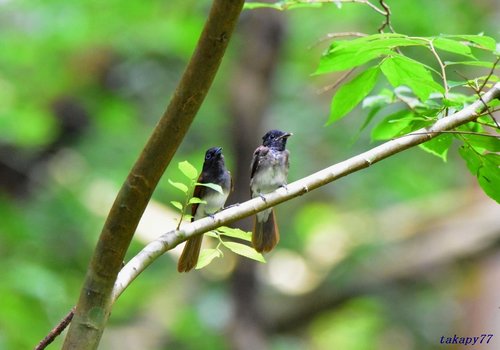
[195, 190, 230, 220]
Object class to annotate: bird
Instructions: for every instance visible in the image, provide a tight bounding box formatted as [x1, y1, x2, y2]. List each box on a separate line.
[177, 147, 232, 272]
[250, 130, 292, 253]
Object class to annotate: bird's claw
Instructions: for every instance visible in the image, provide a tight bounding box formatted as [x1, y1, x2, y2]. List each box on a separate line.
[279, 183, 289, 191]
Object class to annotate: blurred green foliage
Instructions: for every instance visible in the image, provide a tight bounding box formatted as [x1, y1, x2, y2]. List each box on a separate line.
[0, 0, 498, 349]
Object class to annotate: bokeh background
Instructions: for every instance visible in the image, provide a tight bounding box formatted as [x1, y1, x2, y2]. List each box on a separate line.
[1, 1, 499, 349]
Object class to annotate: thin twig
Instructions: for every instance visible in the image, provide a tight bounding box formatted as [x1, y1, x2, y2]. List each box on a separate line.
[288, 0, 385, 14]
[455, 70, 500, 129]
[355, 0, 386, 15]
[35, 307, 75, 350]
[474, 93, 499, 128]
[377, 0, 395, 33]
[479, 56, 500, 92]
[428, 39, 449, 100]
[317, 68, 356, 94]
[476, 119, 500, 129]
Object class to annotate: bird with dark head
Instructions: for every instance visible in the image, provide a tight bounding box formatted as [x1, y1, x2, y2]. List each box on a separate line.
[177, 147, 232, 272]
[250, 129, 292, 253]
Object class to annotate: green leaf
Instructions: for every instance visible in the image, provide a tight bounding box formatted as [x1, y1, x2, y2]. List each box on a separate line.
[419, 134, 453, 161]
[444, 60, 496, 68]
[170, 201, 183, 211]
[205, 231, 218, 239]
[196, 248, 223, 269]
[479, 153, 500, 203]
[380, 54, 444, 101]
[196, 182, 224, 194]
[178, 161, 198, 180]
[327, 67, 379, 124]
[371, 110, 414, 140]
[444, 34, 497, 51]
[487, 99, 500, 108]
[463, 134, 500, 153]
[221, 241, 266, 263]
[459, 146, 500, 203]
[359, 105, 382, 133]
[168, 179, 189, 194]
[183, 214, 193, 221]
[443, 92, 477, 108]
[432, 37, 474, 58]
[460, 121, 483, 133]
[216, 226, 252, 242]
[315, 34, 426, 74]
[188, 197, 206, 205]
[316, 45, 391, 74]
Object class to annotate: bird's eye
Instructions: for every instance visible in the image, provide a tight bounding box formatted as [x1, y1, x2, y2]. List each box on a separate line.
[205, 153, 212, 160]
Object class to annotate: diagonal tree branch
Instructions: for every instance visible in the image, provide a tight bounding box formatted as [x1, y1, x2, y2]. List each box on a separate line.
[112, 83, 500, 304]
[62, 1, 245, 349]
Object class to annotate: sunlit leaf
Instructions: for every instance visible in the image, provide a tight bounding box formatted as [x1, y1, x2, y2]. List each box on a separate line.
[221, 241, 266, 263]
[359, 106, 382, 133]
[433, 37, 475, 58]
[371, 110, 414, 140]
[487, 99, 500, 108]
[178, 161, 198, 180]
[328, 66, 379, 124]
[380, 54, 444, 101]
[168, 179, 188, 194]
[444, 61, 496, 68]
[316, 34, 426, 74]
[170, 201, 183, 211]
[462, 134, 500, 153]
[206, 231, 218, 239]
[216, 226, 252, 242]
[196, 248, 222, 269]
[188, 197, 206, 205]
[183, 214, 193, 221]
[316, 46, 391, 74]
[419, 134, 453, 161]
[459, 146, 500, 203]
[443, 93, 477, 108]
[443, 34, 497, 51]
[196, 182, 224, 194]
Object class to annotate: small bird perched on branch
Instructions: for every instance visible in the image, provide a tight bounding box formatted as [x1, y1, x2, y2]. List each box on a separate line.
[177, 147, 232, 272]
[250, 130, 292, 253]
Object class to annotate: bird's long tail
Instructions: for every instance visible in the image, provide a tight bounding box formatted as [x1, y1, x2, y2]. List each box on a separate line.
[252, 209, 279, 253]
[177, 234, 203, 272]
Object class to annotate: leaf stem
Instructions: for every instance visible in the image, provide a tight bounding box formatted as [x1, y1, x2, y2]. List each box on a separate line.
[428, 39, 449, 103]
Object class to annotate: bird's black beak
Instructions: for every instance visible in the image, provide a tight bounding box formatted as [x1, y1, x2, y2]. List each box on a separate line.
[215, 147, 223, 156]
[276, 132, 293, 140]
